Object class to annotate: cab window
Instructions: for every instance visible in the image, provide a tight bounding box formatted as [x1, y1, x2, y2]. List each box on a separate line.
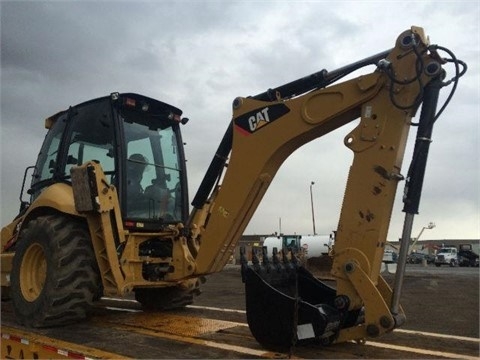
[65, 99, 116, 182]
[31, 113, 68, 198]
[123, 112, 183, 222]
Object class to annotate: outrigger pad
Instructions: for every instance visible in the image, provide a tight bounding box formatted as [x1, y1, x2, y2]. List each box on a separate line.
[240, 247, 344, 349]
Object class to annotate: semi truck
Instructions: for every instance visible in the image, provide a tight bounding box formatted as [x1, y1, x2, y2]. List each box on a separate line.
[434, 246, 459, 267]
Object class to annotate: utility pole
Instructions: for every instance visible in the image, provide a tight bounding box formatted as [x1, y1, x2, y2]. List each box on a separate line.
[310, 181, 316, 235]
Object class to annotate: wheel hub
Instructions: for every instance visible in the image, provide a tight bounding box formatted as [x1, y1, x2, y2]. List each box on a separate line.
[20, 243, 47, 302]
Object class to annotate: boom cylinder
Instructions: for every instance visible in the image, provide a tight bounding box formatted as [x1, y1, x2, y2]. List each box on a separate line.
[253, 49, 391, 101]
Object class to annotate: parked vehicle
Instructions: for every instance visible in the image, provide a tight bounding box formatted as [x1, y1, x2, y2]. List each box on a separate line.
[407, 253, 426, 264]
[458, 244, 479, 267]
[383, 250, 398, 264]
[425, 254, 436, 264]
[434, 247, 458, 267]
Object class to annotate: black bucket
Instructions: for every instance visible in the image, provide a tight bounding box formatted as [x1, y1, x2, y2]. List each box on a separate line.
[240, 246, 361, 350]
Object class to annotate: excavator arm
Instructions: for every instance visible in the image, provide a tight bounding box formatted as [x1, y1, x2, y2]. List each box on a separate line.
[189, 27, 430, 273]
[191, 70, 383, 272]
[186, 27, 466, 347]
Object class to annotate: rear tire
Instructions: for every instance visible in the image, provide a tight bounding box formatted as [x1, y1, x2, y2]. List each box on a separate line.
[10, 215, 101, 327]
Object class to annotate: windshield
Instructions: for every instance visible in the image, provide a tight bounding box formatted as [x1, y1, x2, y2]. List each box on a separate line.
[122, 107, 184, 223]
[438, 248, 453, 254]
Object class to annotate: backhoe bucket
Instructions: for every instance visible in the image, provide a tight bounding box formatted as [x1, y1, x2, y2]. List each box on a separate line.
[240, 247, 360, 350]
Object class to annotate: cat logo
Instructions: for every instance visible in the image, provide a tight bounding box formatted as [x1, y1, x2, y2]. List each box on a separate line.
[248, 107, 271, 132]
[234, 103, 290, 135]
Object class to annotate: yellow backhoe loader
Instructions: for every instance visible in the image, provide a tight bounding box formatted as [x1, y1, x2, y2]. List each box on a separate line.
[0, 26, 467, 349]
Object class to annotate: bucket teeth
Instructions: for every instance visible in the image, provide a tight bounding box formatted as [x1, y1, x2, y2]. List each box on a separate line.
[240, 246, 248, 282]
[272, 248, 280, 266]
[282, 248, 289, 264]
[240, 246, 304, 292]
[252, 247, 260, 266]
[261, 246, 270, 266]
[240, 245, 302, 283]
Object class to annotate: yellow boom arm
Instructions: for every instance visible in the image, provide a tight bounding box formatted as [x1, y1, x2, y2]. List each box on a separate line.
[187, 27, 450, 345]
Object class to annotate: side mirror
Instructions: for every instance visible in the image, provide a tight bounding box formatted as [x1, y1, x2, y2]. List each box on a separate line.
[19, 165, 36, 214]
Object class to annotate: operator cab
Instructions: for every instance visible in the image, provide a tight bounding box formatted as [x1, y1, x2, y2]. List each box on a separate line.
[28, 93, 189, 230]
[282, 235, 301, 252]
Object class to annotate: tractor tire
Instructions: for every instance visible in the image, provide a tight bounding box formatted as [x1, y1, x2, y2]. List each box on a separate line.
[10, 215, 101, 327]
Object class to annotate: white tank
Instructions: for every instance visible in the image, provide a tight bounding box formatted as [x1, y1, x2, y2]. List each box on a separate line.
[263, 234, 333, 258]
[262, 236, 283, 255]
[298, 235, 333, 257]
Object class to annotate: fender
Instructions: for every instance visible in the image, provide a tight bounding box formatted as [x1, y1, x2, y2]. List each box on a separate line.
[1, 183, 84, 288]
[23, 183, 82, 220]
[4, 183, 84, 248]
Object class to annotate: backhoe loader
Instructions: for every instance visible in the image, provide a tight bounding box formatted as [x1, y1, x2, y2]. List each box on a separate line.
[0, 26, 467, 349]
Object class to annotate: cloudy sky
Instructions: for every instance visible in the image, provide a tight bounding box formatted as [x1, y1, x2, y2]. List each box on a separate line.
[1, 0, 479, 241]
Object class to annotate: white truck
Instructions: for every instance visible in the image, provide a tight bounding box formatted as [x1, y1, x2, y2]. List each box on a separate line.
[434, 246, 458, 267]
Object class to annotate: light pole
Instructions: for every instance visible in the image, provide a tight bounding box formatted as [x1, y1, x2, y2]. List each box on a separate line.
[310, 181, 316, 235]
